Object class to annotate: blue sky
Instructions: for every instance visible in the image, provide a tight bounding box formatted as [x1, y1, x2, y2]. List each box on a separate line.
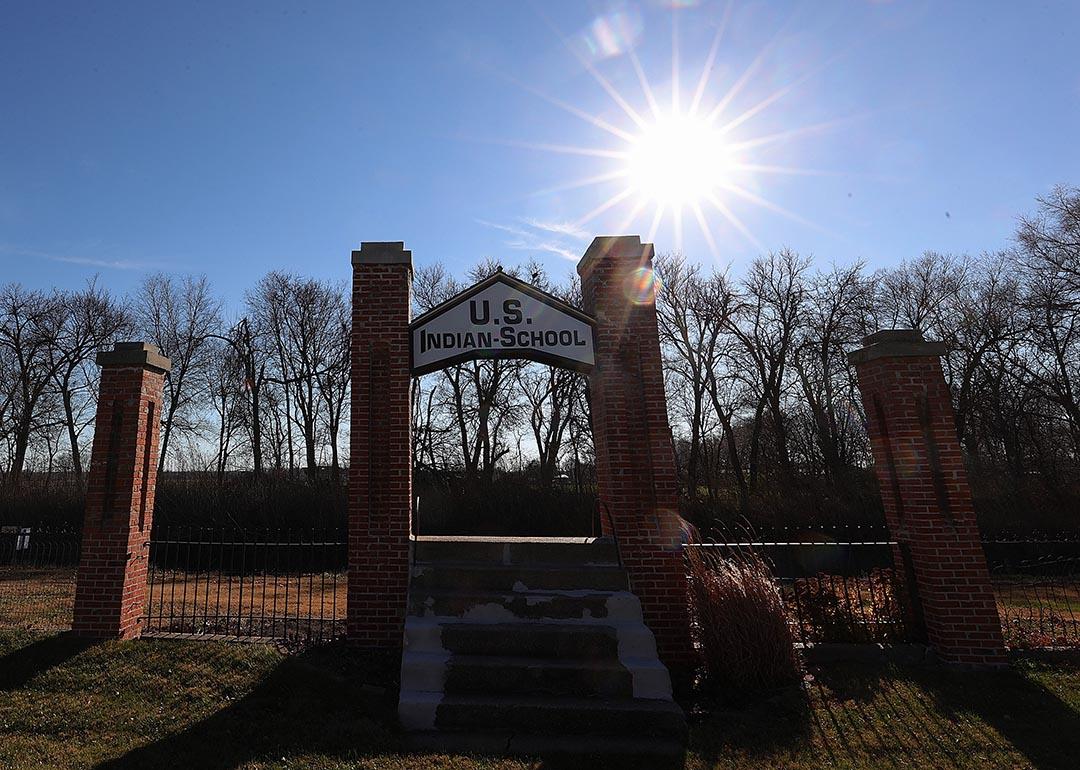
[2, 1, 1077, 308]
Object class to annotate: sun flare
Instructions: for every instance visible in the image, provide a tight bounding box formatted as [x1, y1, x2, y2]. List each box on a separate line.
[625, 112, 732, 208]
[503, 4, 850, 257]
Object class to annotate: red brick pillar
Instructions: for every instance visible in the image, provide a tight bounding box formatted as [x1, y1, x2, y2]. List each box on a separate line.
[578, 235, 694, 676]
[348, 241, 413, 649]
[73, 342, 170, 639]
[850, 330, 1006, 665]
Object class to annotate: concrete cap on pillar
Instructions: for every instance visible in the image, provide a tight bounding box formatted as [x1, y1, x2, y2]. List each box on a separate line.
[577, 235, 654, 278]
[352, 241, 413, 273]
[848, 329, 948, 365]
[96, 341, 172, 373]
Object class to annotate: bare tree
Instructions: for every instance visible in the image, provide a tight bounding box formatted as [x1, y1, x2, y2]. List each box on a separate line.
[656, 254, 741, 499]
[205, 340, 247, 478]
[0, 285, 65, 488]
[135, 273, 222, 472]
[1017, 185, 1080, 296]
[315, 285, 350, 479]
[209, 317, 272, 478]
[731, 249, 809, 488]
[50, 279, 131, 481]
[874, 251, 968, 333]
[250, 273, 346, 478]
[792, 262, 872, 482]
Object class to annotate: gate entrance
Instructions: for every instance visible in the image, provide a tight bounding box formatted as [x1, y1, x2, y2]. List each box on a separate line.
[347, 236, 692, 671]
[347, 236, 691, 753]
[410, 269, 598, 539]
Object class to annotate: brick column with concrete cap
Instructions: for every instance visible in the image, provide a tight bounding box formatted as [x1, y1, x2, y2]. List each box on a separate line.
[348, 241, 413, 649]
[849, 329, 1006, 665]
[578, 235, 695, 675]
[73, 341, 170, 639]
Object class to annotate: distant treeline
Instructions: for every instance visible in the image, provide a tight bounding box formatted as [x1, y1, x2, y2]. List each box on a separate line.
[2, 187, 1079, 534]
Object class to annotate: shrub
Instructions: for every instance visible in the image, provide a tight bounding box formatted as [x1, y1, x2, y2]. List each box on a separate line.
[685, 542, 801, 697]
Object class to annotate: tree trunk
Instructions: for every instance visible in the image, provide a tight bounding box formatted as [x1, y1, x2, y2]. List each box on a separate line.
[8, 416, 32, 490]
[62, 386, 83, 482]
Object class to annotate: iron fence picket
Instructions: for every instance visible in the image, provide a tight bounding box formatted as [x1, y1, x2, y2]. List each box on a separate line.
[0, 528, 80, 631]
[987, 551, 1080, 648]
[10, 524, 1080, 651]
[141, 527, 347, 643]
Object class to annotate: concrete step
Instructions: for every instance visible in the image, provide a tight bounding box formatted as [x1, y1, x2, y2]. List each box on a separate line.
[405, 618, 624, 659]
[402, 651, 635, 698]
[410, 563, 630, 592]
[408, 588, 643, 622]
[402, 650, 672, 699]
[399, 691, 688, 741]
[403, 730, 685, 766]
[399, 535, 685, 758]
[413, 536, 618, 566]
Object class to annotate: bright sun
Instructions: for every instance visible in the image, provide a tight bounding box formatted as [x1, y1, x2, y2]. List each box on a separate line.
[625, 112, 731, 208]
[509, 6, 838, 256]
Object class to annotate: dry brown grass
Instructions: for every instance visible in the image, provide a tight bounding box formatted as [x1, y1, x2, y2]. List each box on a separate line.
[686, 543, 801, 696]
[1, 566, 346, 641]
[0, 566, 76, 630]
[995, 577, 1080, 648]
[146, 569, 347, 640]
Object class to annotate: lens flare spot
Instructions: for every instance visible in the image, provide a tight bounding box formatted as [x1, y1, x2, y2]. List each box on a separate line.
[578, 9, 643, 60]
[625, 266, 661, 305]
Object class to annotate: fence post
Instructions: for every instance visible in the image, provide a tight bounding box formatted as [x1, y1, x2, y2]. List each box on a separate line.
[850, 330, 1006, 665]
[73, 342, 170, 639]
[347, 242, 413, 651]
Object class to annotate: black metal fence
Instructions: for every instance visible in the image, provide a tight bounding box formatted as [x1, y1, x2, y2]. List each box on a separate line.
[4, 521, 1080, 653]
[0, 527, 80, 630]
[694, 530, 915, 645]
[144, 526, 347, 643]
[984, 535, 1080, 649]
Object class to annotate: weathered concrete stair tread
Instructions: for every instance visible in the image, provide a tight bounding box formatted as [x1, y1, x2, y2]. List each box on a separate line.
[399, 537, 686, 758]
[406, 619, 624, 658]
[410, 564, 629, 591]
[402, 651, 648, 697]
[408, 588, 641, 621]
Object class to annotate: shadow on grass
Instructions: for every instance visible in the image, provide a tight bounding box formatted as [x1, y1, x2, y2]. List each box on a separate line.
[0, 631, 97, 691]
[93, 637, 685, 770]
[95, 641, 401, 770]
[814, 659, 1080, 770]
[688, 682, 813, 764]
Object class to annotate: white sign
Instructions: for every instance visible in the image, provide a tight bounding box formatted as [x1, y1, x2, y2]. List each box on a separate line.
[411, 272, 595, 375]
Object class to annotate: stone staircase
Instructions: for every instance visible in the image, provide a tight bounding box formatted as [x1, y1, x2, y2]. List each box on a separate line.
[398, 535, 687, 762]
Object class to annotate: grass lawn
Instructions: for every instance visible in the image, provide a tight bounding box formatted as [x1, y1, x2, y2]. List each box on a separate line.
[2, 629, 1080, 769]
